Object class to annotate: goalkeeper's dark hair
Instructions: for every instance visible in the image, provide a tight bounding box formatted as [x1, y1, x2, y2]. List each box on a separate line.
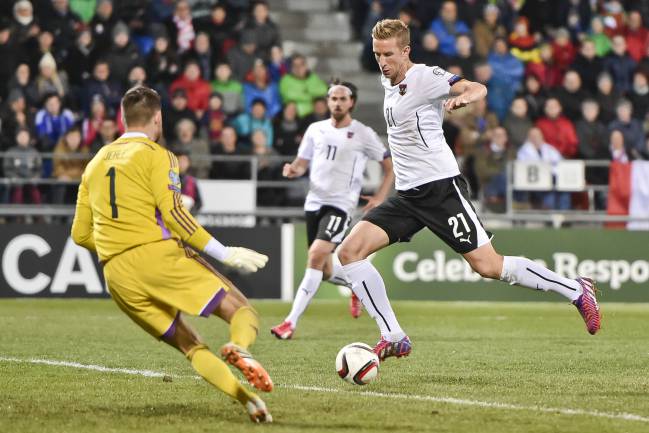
[121, 86, 161, 127]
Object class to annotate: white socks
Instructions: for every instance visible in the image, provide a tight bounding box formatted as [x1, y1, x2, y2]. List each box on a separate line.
[285, 268, 323, 326]
[500, 256, 582, 301]
[342, 259, 405, 342]
[327, 251, 352, 287]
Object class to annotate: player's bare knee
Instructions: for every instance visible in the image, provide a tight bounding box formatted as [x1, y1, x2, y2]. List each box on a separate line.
[337, 242, 367, 265]
[307, 249, 329, 269]
[470, 260, 501, 279]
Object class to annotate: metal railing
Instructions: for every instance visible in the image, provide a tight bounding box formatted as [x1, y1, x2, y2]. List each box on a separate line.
[1, 153, 648, 227]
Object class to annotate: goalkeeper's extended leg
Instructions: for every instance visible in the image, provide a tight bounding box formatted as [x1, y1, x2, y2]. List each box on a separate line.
[162, 314, 272, 423]
[213, 287, 274, 392]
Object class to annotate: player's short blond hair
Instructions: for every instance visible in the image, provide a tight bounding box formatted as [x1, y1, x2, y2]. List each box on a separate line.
[121, 86, 161, 127]
[371, 19, 410, 48]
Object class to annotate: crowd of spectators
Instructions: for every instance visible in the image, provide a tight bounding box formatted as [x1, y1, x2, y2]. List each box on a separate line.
[355, 0, 649, 211]
[0, 0, 330, 208]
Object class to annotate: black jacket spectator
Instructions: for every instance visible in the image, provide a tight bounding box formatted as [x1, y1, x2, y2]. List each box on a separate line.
[65, 30, 97, 87]
[571, 41, 604, 94]
[82, 61, 123, 114]
[41, 0, 81, 54]
[146, 30, 180, 87]
[243, 2, 280, 60]
[0, 20, 18, 102]
[105, 22, 141, 85]
[90, 0, 118, 52]
[194, 4, 236, 62]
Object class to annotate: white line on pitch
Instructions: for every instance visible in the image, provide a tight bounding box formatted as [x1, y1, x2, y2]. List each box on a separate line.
[1, 356, 647, 423]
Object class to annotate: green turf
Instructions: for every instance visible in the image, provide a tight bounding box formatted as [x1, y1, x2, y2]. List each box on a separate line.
[0, 299, 648, 433]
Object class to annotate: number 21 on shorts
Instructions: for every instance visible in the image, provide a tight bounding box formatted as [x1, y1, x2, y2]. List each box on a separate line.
[448, 213, 471, 243]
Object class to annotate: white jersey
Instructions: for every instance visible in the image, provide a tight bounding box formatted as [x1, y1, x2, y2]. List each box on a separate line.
[381, 63, 462, 191]
[298, 119, 388, 215]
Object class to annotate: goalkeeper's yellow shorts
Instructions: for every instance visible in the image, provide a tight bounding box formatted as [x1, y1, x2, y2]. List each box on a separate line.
[103, 239, 232, 339]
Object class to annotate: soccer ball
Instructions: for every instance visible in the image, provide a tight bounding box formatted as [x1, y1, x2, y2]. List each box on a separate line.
[335, 342, 380, 385]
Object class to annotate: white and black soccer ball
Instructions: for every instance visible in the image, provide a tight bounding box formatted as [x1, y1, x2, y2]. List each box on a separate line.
[335, 342, 380, 385]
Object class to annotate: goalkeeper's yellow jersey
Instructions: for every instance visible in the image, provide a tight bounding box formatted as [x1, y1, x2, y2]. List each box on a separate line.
[71, 132, 211, 262]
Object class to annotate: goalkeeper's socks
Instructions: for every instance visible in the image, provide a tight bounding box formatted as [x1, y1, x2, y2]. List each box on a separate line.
[342, 259, 406, 342]
[187, 344, 255, 405]
[285, 268, 323, 327]
[230, 306, 259, 349]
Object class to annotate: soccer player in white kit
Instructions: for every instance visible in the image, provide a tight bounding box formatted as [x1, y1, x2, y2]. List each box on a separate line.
[337, 19, 601, 361]
[271, 82, 395, 340]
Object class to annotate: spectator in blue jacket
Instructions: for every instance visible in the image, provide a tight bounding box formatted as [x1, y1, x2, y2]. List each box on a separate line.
[232, 98, 274, 147]
[487, 37, 524, 120]
[35, 92, 75, 177]
[243, 59, 282, 118]
[428, 1, 470, 57]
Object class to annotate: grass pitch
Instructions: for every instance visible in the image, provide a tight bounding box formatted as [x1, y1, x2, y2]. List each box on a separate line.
[1, 299, 648, 433]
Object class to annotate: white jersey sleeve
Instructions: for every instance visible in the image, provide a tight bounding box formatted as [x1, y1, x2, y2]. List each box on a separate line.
[297, 124, 315, 160]
[422, 66, 463, 103]
[362, 126, 389, 161]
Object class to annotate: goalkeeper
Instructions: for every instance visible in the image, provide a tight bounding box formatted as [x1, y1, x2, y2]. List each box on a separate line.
[71, 86, 273, 423]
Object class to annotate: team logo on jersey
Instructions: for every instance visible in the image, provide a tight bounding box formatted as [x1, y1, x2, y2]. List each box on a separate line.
[398, 84, 407, 95]
[432, 66, 444, 76]
[347, 131, 354, 139]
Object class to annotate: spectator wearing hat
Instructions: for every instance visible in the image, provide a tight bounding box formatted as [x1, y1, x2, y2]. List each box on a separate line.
[105, 21, 141, 85]
[473, 4, 506, 59]
[211, 63, 244, 116]
[227, 31, 258, 81]
[163, 88, 198, 142]
[52, 126, 89, 204]
[232, 98, 273, 147]
[243, 59, 282, 117]
[82, 60, 122, 114]
[172, 118, 211, 179]
[11, 0, 39, 48]
[145, 25, 179, 88]
[169, 60, 212, 118]
[428, 1, 470, 57]
[3, 127, 42, 206]
[243, 1, 280, 61]
[34, 52, 68, 102]
[279, 54, 327, 118]
[604, 35, 636, 93]
[0, 19, 18, 102]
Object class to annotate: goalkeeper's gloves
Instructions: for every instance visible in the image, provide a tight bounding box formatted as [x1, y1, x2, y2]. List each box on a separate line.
[204, 238, 268, 273]
[222, 247, 268, 273]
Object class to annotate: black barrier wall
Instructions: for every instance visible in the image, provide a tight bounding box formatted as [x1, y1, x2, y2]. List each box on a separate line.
[0, 225, 282, 299]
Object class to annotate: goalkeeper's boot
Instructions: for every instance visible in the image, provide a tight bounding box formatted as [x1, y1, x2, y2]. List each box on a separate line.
[573, 277, 601, 335]
[220, 343, 273, 392]
[349, 293, 363, 319]
[245, 396, 272, 423]
[270, 321, 294, 340]
[373, 335, 412, 362]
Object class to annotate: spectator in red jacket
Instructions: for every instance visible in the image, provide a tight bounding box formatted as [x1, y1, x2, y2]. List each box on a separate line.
[625, 11, 649, 62]
[170, 60, 211, 118]
[551, 28, 576, 73]
[535, 97, 578, 158]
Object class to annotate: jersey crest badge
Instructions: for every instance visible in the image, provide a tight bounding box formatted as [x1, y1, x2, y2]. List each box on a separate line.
[347, 131, 354, 139]
[398, 84, 407, 95]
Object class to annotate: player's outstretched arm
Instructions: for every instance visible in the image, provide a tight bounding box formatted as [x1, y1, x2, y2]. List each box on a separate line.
[282, 157, 309, 178]
[71, 174, 96, 252]
[151, 150, 268, 273]
[444, 80, 488, 112]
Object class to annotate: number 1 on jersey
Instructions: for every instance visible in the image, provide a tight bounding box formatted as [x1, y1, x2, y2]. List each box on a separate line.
[106, 167, 118, 218]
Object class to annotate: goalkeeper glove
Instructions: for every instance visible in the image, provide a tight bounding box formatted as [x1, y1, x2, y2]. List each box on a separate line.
[222, 247, 268, 273]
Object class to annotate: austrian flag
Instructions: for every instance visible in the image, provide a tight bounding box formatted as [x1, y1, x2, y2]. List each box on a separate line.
[607, 161, 649, 230]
